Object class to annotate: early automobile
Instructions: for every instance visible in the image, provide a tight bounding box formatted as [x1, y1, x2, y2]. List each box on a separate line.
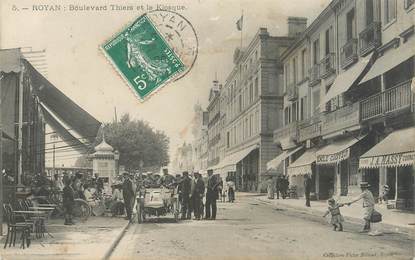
[134, 185, 180, 223]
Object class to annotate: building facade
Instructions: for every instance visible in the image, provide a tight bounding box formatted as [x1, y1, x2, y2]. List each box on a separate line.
[212, 27, 295, 192]
[192, 104, 209, 174]
[207, 80, 222, 170]
[270, 0, 414, 209]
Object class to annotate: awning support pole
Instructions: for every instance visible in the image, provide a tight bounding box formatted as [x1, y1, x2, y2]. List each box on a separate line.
[395, 167, 398, 207]
[17, 62, 24, 186]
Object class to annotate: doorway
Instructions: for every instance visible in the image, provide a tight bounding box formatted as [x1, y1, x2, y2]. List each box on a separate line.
[318, 165, 335, 200]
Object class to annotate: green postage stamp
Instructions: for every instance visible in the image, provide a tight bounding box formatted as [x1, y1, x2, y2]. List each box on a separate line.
[102, 11, 197, 100]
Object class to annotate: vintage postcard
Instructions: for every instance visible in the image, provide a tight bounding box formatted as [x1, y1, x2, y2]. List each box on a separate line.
[0, 0, 414, 259]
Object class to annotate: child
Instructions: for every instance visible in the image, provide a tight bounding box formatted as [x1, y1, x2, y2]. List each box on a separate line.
[379, 185, 390, 204]
[323, 198, 345, 231]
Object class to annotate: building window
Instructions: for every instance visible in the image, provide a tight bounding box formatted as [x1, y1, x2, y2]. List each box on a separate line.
[284, 107, 289, 125]
[366, 0, 374, 26]
[254, 77, 259, 99]
[293, 57, 297, 84]
[239, 95, 242, 112]
[346, 8, 356, 41]
[249, 83, 253, 103]
[313, 39, 320, 65]
[284, 64, 289, 92]
[301, 49, 307, 80]
[255, 50, 258, 60]
[325, 27, 333, 55]
[384, 0, 396, 24]
[249, 114, 253, 136]
[292, 102, 298, 122]
[300, 97, 305, 121]
[245, 118, 249, 139]
[312, 90, 320, 114]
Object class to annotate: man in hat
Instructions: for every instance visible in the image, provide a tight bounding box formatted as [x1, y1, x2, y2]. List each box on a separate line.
[180, 171, 192, 219]
[304, 174, 312, 207]
[205, 169, 219, 220]
[346, 182, 375, 232]
[122, 172, 135, 222]
[191, 172, 205, 220]
[62, 177, 75, 225]
[159, 168, 175, 188]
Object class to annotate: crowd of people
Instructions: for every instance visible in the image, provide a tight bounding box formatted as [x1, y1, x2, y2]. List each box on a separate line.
[26, 168, 236, 225]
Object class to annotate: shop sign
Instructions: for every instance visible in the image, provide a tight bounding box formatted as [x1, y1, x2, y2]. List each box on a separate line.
[359, 151, 415, 168]
[316, 148, 350, 164]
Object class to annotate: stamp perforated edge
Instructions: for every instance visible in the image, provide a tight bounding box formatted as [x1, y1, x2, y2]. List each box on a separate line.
[99, 11, 190, 102]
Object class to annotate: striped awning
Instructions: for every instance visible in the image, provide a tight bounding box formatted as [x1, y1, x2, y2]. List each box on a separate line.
[267, 146, 303, 171]
[287, 148, 318, 176]
[359, 127, 415, 168]
[316, 135, 366, 165]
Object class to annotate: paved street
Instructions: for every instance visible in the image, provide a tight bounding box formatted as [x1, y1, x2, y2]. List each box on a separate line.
[110, 194, 413, 259]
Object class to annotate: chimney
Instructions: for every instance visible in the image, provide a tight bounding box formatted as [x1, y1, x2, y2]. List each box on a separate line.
[288, 17, 307, 37]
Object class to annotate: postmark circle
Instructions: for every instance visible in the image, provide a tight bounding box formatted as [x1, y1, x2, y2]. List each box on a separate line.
[146, 10, 199, 81]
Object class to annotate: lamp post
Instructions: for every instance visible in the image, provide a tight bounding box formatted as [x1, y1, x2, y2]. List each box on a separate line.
[51, 134, 58, 176]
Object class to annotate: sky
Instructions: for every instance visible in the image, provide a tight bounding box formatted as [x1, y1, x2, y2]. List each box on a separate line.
[1, 0, 330, 165]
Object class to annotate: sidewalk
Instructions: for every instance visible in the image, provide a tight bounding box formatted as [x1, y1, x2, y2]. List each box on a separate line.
[0, 216, 128, 260]
[256, 195, 415, 235]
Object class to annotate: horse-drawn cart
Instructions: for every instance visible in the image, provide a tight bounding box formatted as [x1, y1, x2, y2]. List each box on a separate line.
[135, 186, 180, 223]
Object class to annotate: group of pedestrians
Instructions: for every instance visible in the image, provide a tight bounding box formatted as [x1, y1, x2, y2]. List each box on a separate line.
[267, 175, 289, 199]
[176, 169, 220, 220]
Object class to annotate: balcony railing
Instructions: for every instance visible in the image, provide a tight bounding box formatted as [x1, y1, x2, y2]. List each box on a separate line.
[274, 121, 298, 143]
[298, 115, 322, 142]
[360, 80, 415, 121]
[320, 53, 336, 78]
[341, 38, 358, 69]
[321, 102, 360, 136]
[287, 82, 298, 101]
[359, 22, 381, 56]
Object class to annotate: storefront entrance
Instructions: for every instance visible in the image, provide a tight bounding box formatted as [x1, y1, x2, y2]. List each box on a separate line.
[363, 168, 380, 198]
[397, 166, 414, 210]
[340, 160, 349, 196]
[318, 165, 335, 200]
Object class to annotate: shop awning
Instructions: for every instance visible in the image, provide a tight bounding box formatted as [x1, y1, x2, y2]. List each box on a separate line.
[316, 135, 366, 165]
[24, 60, 100, 142]
[41, 104, 90, 153]
[321, 52, 375, 105]
[360, 127, 415, 168]
[360, 37, 415, 83]
[267, 146, 303, 170]
[287, 148, 318, 176]
[218, 145, 259, 172]
[0, 48, 22, 73]
[279, 136, 297, 150]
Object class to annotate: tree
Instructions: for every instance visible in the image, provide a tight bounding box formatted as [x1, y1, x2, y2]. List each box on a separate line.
[94, 114, 169, 171]
[74, 155, 92, 168]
